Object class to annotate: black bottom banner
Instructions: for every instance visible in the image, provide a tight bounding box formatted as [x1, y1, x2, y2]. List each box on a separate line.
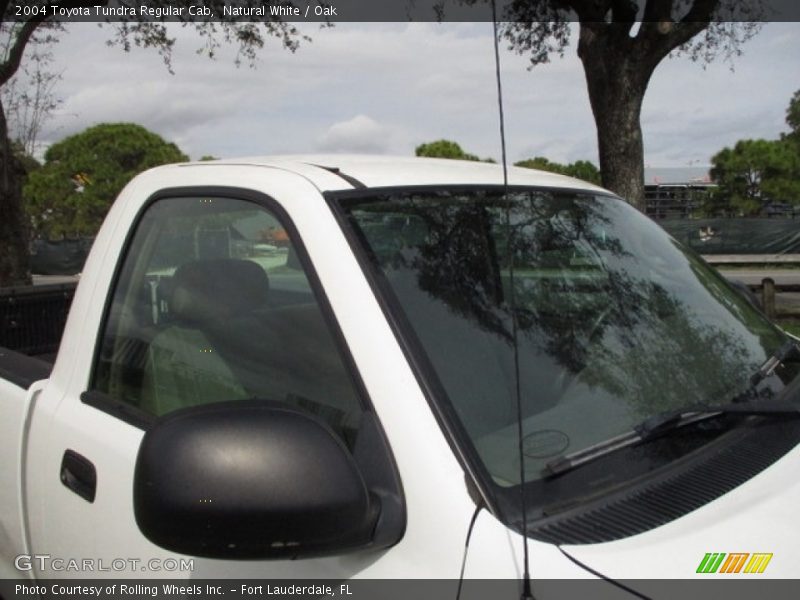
[3, 579, 800, 600]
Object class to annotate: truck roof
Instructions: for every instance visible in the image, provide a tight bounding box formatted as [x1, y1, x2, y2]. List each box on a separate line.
[173, 154, 608, 194]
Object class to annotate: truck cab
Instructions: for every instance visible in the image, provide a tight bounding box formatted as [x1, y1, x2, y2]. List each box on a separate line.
[2, 156, 799, 596]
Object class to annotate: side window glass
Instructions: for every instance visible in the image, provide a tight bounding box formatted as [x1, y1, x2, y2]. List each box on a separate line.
[92, 196, 362, 447]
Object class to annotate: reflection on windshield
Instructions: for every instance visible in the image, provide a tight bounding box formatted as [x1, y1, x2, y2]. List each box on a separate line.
[341, 189, 789, 485]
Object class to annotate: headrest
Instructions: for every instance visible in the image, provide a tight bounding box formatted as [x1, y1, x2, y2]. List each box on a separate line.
[169, 259, 269, 324]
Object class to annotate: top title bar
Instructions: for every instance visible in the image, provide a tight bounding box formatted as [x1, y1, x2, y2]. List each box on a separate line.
[5, 0, 800, 23]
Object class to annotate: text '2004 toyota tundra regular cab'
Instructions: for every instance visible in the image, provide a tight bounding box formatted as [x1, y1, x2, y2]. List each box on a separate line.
[2, 156, 800, 597]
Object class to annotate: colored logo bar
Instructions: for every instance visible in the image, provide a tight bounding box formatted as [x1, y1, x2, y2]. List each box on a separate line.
[696, 553, 772, 574]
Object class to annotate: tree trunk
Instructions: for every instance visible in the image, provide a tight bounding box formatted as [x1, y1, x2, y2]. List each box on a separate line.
[0, 96, 32, 287]
[577, 26, 657, 212]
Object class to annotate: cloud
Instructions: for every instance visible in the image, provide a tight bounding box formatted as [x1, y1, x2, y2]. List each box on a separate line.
[25, 21, 800, 167]
[316, 115, 393, 153]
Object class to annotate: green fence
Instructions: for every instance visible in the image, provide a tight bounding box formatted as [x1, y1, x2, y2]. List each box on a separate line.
[659, 218, 800, 255]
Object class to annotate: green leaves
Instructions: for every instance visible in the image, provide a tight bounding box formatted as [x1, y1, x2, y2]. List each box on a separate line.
[415, 139, 484, 162]
[24, 122, 188, 239]
[514, 156, 601, 185]
[710, 138, 800, 216]
[413, 142, 601, 185]
[708, 88, 800, 216]
[785, 89, 800, 144]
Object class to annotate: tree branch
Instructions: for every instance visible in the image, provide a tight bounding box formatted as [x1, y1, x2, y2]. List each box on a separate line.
[639, 19, 709, 56]
[568, 0, 610, 21]
[0, 18, 44, 87]
[641, 0, 673, 23]
[680, 0, 721, 23]
[636, 0, 721, 66]
[610, 0, 638, 23]
[608, 0, 638, 42]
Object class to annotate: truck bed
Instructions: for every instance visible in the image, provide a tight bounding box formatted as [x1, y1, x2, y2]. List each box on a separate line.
[0, 282, 76, 360]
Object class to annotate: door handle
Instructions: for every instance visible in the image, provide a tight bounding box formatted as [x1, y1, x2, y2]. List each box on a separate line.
[60, 450, 96, 503]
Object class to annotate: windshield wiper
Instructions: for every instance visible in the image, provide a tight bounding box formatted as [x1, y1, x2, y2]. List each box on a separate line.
[748, 340, 800, 389]
[545, 399, 800, 477]
[545, 342, 800, 477]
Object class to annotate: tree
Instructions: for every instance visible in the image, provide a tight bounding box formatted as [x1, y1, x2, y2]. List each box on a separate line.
[710, 89, 800, 215]
[710, 139, 800, 215]
[565, 159, 602, 186]
[514, 156, 601, 185]
[12, 139, 40, 174]
[490, 1, 762, 210]
[415, 139, 495, 162]
[785, 88, 800, 144]
[514, 156, 560, 172]
[24, 123, 187, 238]
[1, 32, 60, 157]
[0, 3, 308, 286]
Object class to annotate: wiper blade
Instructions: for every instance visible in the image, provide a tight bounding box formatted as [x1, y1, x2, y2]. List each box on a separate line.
[748, 340, 800, 389]
[545, 341, 800, 478]
[634, 399, 800, 440]
[545, 398, 800, 478]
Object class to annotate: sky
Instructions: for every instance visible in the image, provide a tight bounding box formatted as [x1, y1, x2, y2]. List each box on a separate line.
[25, 20, 800, 169]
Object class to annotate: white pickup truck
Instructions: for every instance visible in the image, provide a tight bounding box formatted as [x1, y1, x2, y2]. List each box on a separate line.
[2, 156, 799, 596]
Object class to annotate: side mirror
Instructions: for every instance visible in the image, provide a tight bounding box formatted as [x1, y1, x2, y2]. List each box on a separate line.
[133, 401, 378, 559]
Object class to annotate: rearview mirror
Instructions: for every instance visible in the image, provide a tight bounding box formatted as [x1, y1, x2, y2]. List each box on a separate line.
[133, 401, 378, 559]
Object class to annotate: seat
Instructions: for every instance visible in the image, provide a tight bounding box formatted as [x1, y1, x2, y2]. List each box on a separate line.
[140, 259, 269, 416]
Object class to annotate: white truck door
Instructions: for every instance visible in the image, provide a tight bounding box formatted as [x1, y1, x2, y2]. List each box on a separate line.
[23, 186, 416, 580]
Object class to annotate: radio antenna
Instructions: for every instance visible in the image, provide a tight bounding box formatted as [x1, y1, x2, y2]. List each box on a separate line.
[491, 1, 509, 189]
[489, 2, 534, 598]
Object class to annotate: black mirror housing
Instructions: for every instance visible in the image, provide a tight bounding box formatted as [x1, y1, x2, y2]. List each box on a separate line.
[133, 401, 378, 559]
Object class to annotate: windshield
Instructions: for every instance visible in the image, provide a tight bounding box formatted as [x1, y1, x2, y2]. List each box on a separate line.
[335, 188, 794, 487]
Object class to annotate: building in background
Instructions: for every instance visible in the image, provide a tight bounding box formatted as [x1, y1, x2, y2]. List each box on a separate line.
[644, 167, 715, 219]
